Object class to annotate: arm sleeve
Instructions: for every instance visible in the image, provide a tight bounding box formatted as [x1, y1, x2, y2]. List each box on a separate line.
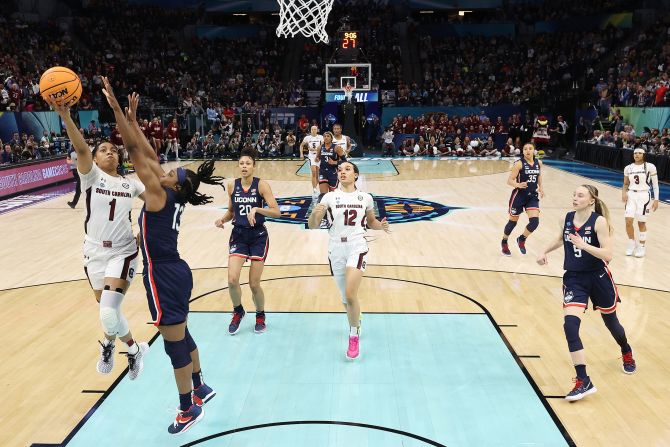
[78, 163, 100, 190]
[650, 165, 659, 199]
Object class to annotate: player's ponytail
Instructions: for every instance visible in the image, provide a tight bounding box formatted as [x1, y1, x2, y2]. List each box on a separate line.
[583, 184, 613, 234]
[177, 159, 225, 206]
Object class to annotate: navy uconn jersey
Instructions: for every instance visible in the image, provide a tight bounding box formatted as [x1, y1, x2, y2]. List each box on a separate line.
[517, 158, 540, 195]
[563, 211, 604, 272]
[232, 177, 265, 228]
[320, 145, 344, 168]
[139, 188, 184, 262]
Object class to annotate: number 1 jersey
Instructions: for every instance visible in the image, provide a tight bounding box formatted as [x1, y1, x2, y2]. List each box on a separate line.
[80, 164, 145, 245]
[320, 188, 374, 242]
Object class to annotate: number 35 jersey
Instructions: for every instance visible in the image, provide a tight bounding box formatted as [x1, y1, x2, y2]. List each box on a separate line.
[80, 164, 145, 245]
[320, 188, 374, 243]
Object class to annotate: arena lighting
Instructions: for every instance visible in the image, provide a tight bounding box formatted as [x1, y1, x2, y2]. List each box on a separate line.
[458, 10, 472, 16]
[233, 13, 247, 16]
[419, 10, 434, 13]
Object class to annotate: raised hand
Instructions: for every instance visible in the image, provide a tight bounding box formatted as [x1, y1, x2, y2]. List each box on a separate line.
[126, 92, 140, 123]
[101, 76, 122, 112]
[48, 99, 71, 118]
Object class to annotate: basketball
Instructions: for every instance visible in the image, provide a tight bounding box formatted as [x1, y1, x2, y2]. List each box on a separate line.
[39, 66, 82, 106]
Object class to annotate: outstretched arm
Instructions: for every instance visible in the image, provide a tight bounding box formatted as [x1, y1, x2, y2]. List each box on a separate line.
[101, 77, 165, 210]
[50, 101, 93, 174]
[124, 92, 164, 179]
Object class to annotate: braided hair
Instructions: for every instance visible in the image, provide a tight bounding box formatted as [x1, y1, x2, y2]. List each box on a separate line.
[177, 159, 225, 206]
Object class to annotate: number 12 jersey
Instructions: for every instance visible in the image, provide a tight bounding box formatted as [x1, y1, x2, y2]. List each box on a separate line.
[320, 188, 374, 242]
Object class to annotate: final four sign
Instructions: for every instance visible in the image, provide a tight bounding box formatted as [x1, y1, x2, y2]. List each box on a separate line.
[266, 195, 458, 227]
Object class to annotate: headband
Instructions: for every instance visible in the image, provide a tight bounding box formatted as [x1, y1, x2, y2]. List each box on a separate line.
[633, 148, 645, 154]
[176, 167, 187, 186]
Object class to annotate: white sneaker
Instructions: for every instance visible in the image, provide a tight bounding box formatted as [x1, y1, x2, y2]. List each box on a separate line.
[625, 240, 636, 256]
[96, 340, 115, 374]
[127, 342, 150, 380]
[634, 245, 646, 258]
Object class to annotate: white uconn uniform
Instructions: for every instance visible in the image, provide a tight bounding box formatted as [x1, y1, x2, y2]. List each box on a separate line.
[321, 188, 374, 274]
[624, 162, 656, 221]
[80, 164, 145, 289]
[303, 134, 324, 167]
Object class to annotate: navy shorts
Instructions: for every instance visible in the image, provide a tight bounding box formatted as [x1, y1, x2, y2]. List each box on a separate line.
[229, 226, 269, 261]
[562, 267, 620, 313]
[508, 190, 539, 216]
[319, 167, 338, 189]
[143, 259, 193, 326]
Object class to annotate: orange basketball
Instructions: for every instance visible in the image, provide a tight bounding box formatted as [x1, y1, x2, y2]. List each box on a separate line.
[39, 66, 82, 106]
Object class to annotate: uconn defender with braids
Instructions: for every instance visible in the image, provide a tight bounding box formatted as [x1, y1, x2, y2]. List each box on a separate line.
[537, 185, 636, 402]
[502, 143, 544, 256]
[215, 148, 280, 335]
[103, 79, 224, 435]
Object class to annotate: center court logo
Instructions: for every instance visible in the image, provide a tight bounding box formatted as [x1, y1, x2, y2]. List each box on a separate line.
[266, 195, 460, 226]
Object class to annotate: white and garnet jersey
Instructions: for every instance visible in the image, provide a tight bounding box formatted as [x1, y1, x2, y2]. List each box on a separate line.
[302, 134, 324, 154]
[79, 164, 145, 246]
[320, 188, 374, 243]
[624, 162, 657, 192]
[333, 134, 349, 155]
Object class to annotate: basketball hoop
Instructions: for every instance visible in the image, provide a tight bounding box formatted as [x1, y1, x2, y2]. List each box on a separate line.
[276, 0, 334, 44]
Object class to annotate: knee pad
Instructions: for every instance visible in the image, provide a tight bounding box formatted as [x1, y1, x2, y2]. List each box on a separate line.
[163, 338, 192, 369]
[99, 306, 120, 336]
[334, 274, 347, 305]
[99, 289, 125, 336]
[504, 220, 518, 236]
[184, 327, 197, 352]
[563, 315, 583, 352]
[526, 216, 539, 232]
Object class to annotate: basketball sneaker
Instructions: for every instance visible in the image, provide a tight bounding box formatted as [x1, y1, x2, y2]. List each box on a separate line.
[168, 405, 204, 435]
[565, 377, 597, 401]
[127, 342, 150, 380]
[501, 240, 511, 256]
[346, 335, 360, 360]
[516, 236, 527, 255]
[625, 240, 636, 256]
[228, 309, 246, 335]
[621, 350, 636, 374]
[96, 340, 115, 374]
[634, 245, 646, 258]
[193, 384, 216, 406]
[254, 314, 267, 333]
[67, 201, 76, 209]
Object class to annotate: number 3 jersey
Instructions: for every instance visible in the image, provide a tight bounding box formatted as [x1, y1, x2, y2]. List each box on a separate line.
[624, 162, 657, 192]
[232, 177, 265, 228]
[320, 188, 374, 243]
[80, 164, 145, 246]
[563, 211, 604, 272]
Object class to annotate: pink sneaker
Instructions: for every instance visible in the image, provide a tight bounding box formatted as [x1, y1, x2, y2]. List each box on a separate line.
[346, 335, 360, 360]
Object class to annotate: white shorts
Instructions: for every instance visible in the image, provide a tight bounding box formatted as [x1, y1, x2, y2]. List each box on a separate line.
[83, 239, 139, 290]
[308, 152, 320, 167]
[625, 190, 651, 222]
[328, 238, 369, 276]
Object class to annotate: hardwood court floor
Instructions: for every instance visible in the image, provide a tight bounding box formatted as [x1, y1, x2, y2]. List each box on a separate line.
[1, 159, 668, 447]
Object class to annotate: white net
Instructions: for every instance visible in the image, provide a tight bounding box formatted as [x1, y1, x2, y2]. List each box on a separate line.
[276, 0, 335, 44]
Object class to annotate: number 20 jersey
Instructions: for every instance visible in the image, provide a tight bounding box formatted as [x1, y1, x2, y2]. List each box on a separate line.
[320, 188, 374, 243]
[80, 164, 145, 245]
[232, 177, 265, 228]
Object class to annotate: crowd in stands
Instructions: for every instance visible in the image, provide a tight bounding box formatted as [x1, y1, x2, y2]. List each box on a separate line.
[581, 109, 670, 156]
[590, 20, 670, 114]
